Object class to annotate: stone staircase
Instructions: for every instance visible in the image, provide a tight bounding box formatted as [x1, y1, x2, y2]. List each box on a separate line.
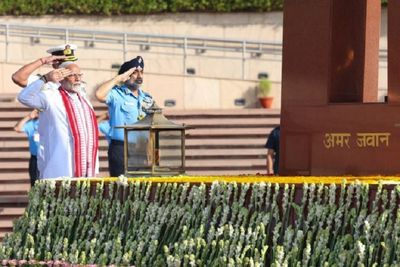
[0, 96, 280, 241]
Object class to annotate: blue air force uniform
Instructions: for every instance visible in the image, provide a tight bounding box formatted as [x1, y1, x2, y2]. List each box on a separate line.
[107, 86, 153, 141]
[106, 86, 153, 176]
[106, 55, 153, 176]
[23, 119, 40, 185]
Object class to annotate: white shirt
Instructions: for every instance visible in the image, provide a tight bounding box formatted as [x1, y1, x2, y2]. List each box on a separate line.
[17, 79, 99, 179]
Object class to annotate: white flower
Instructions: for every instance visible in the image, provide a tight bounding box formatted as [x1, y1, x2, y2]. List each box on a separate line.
[302, 243, 311, 266]
[274, 245, 284, 266]
[357, 240, 366, 261]
[28, 248, 35, 260]
[117, 175, 128, 186]
[217, 226, 224, 237]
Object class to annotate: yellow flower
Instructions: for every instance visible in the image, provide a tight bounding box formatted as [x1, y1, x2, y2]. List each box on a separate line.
[59, 175, 400, 185]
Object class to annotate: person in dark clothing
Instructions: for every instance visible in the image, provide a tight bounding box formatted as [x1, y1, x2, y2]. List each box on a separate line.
[265, 126, 280, 175]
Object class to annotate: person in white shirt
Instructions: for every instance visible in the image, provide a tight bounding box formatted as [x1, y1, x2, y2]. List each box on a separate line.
[17, 64, 99, 179]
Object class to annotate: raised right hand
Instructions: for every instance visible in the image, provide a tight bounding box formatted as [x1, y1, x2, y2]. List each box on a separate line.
[117, 68, 136, 83]
[29, 109, 39, 119]
[44, 68, 73, 82]
[39, 55, 67, 65]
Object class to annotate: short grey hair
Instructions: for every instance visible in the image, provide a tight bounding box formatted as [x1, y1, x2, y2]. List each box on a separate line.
[59, 61, 74, 68]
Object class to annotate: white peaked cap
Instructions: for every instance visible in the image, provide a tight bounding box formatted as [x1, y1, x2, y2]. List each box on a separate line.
[46, 44, 78, 54]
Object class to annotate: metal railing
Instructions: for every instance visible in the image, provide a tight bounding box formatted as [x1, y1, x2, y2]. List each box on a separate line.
[0, 22, 284, 79]
[0, 22, 389, 79]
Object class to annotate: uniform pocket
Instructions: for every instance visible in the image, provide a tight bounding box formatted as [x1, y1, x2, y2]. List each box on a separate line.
[121, 102, 137, 124]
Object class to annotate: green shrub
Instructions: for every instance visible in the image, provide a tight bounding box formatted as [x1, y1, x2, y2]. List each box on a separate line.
[0, 0, 389, 15]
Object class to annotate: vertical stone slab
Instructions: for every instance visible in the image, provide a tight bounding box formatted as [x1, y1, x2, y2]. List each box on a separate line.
[282, 0, 380, 108]
[329, 0, 379, 103]
[388, 0, 400, 103]
[363, 0, 380, 102]
[281, 0, 333, 176]
[281, 0, 332, 108]
[280, 0, 382, 175]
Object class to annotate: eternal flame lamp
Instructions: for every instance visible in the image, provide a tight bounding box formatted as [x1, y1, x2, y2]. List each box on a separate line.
[117, 105, 187, 177]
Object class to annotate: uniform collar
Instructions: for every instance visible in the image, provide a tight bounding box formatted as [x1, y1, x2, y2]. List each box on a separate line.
[120, 85, 143, 97]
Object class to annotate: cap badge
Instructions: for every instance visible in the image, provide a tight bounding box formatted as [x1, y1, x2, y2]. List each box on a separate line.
[63, 45, 72, 56]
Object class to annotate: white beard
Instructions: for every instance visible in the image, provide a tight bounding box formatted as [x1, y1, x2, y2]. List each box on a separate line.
[63, 81, 83, 94]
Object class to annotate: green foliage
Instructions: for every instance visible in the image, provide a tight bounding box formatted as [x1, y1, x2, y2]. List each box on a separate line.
[0, 0, 391, 15]
[1, 179, 400, 266]
[0, 0, 387, 15]
[258, 78, 272, 97]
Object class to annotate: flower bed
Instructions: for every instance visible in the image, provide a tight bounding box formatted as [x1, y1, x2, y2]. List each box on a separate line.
[1, 176, 399, 266]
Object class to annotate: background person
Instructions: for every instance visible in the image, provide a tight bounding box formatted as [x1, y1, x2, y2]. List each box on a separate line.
[14, 109, 40, 186]
[17, 63, 99, 179]
[266, 126, 280, 175]
[97, 112, 111, 144]
[12, 44, 77, 88]
[95, 56, 154, 177]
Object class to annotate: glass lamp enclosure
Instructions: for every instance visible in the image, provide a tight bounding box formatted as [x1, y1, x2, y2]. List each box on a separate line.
[123, 128, 185, 176]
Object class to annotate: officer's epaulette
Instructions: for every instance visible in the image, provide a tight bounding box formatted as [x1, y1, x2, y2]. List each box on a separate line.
[141, 91, 153, 98]
[141, 89, 151, 95]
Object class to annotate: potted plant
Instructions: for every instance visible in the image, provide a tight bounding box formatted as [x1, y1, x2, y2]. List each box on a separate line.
[257, 78, 273, 108]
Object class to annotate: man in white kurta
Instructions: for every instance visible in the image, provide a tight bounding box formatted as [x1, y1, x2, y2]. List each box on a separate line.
[17, 64, 99, 179]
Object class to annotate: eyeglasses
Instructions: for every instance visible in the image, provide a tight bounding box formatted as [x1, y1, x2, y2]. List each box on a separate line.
[67, 73, 83, 79]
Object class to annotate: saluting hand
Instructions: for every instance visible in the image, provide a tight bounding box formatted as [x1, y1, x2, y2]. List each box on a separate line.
[117, 68, 136, 83]
[44, 68, 73, 83]
[39, 55, 67, 65]
[29, 109, 39, 119]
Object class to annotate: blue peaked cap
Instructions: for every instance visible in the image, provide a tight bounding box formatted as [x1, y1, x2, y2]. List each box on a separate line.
[118, 56, 144, 75]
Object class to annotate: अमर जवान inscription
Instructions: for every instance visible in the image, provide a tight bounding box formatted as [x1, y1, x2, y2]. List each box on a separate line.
[323, 132, 390, 149]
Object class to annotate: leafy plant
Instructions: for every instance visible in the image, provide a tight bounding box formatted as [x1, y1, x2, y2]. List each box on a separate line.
[257, 78, 272, 98]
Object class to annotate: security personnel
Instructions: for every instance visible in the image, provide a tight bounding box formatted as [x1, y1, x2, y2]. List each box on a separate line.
[95, 56, 154, 176]
[265, 126, 280, 175]
[14, 110, 40, 186]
